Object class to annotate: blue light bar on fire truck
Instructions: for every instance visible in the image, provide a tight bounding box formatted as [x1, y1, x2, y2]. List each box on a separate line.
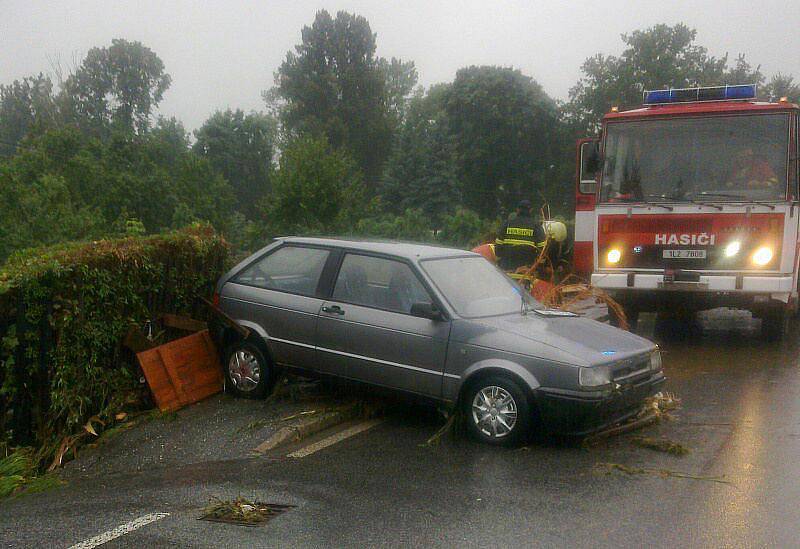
[643, 84, 757, 105]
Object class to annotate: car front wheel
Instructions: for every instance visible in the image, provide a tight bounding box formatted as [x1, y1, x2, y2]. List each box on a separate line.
[223, 341, 271, 399]
[463, 376, 531, 446]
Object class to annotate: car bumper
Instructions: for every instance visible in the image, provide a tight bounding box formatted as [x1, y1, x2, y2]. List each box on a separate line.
[591, 272, 793, 300]
[534, 372, 666, 436]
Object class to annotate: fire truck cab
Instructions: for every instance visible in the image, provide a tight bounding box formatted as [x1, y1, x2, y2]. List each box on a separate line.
[574, 85, 800, 340]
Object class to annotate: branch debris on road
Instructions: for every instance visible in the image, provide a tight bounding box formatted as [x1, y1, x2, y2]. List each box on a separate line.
[594, 462, 731, 485]
[630, 436, 690, 456]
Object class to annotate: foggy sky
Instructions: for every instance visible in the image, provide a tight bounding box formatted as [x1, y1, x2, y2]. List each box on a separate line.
[3, 0, 799, 131]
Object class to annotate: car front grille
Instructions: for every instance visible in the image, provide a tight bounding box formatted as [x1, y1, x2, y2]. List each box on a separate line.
[611, 355, 651, 383]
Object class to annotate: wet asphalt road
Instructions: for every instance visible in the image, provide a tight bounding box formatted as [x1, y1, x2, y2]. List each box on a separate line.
[3, 310, 800, 548]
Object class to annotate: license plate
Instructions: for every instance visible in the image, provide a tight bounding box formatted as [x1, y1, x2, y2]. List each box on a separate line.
[663, 249, 706, 259]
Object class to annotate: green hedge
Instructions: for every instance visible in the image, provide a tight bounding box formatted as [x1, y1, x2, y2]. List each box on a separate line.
[0, 225, 229, 454]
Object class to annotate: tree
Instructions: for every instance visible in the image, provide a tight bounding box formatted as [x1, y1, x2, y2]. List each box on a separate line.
[262, 136, 367, 235]
[270, 10, 393, 188]
[0, 126, 235, 261]
[61, 39, 171, 135]
[380, 84, 460, 225]
[0, 74, 58, 157]
[764, 74, 800, 103]
[379, 57, 419, 124]
[566, 24, 730, 132]
[444, 66, 560, 218]
[193, 109, 277, 218]
[721, 54, 765, 88]
[0, 169, 104, 260]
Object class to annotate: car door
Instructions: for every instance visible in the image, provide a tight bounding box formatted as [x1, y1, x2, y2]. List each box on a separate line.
[315, 252, 451, 397]
[221, 244, 333, 369]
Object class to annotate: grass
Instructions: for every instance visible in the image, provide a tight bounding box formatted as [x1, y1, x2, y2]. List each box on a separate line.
[0, 450, 64, 499]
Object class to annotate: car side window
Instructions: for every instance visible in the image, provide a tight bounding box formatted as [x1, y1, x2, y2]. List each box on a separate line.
[332, 254, 432, 314]
[234, 246, 330, 296]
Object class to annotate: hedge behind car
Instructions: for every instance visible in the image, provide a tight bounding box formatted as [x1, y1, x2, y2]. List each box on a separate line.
[0, 225, 229, 459]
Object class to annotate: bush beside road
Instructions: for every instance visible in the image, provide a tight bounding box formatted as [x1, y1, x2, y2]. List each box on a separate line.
[0, 225, 229, 475]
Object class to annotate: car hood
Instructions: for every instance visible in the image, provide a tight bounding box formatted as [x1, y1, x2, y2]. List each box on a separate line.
[451, 311, 656, 367]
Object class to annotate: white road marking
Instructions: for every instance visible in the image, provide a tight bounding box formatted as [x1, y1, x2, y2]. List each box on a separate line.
[287, 419, 384, 458]
[68, 513, 170, 549]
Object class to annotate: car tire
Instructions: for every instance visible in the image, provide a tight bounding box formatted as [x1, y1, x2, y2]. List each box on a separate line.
[223, 341, 272, 399]
[462, 375, 531, 446]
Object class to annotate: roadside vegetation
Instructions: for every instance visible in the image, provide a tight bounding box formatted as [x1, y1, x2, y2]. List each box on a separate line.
[0, 226, 228, 482]
[1, 18, 798, 267]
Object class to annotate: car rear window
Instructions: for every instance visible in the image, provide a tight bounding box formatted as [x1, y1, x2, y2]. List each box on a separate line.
[234, 246, 330, 296]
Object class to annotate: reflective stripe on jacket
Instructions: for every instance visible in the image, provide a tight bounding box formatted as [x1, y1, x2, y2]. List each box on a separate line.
[495, 216, 546, 248]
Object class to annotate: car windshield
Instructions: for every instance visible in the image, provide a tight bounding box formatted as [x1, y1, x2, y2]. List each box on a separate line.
[599, 114, 789, 203]
[421, 256, 540, 318]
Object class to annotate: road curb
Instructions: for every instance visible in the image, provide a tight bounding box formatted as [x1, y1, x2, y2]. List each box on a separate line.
[251, 404, 358, 455]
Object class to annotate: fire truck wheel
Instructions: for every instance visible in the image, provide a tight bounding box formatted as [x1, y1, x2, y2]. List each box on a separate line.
[761, 307, 791, 342]
[654, 311, 700, 340]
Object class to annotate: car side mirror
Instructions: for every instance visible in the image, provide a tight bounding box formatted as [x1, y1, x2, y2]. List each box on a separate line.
[410, 302, 444, 321]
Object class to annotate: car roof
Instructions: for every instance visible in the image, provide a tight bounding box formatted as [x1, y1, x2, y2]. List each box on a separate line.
[278, 236, 477, 260]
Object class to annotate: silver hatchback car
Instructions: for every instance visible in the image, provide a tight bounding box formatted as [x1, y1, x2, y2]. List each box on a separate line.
[213, 237, 665, 445]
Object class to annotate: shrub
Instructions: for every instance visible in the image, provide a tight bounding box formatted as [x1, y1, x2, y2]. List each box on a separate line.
[0, 225, 229, 461]
[438, 208, 497, 248]
[353, 209, 433, 242]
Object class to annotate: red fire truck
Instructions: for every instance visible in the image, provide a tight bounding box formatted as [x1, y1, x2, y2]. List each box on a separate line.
[574, 85, 799, 339]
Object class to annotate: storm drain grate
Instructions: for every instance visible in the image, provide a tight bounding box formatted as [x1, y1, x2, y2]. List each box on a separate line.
[199, 498, 296, 527]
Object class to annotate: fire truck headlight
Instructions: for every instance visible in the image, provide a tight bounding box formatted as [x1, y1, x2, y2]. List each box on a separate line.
[724, 240, 741, 258]
[752, 246, 773, 266]
[607, 248, 622, 264]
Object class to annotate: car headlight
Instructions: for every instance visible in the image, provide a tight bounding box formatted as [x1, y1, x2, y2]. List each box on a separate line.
[579, 366, 611, 388]
[724, 241, 740, 258]
[752, 246, 773, 266]
[649, 349, 662, 372]
[607, 248, 621, 264]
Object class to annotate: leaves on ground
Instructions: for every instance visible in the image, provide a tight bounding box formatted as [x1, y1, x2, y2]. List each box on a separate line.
[631, 436, 690, 456]
[200, 497, 294, 525]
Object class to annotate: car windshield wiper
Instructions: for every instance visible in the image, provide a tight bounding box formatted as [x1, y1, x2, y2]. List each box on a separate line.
[533, 309, 578, 318]
[640, 194, 674, 211]
[605, 193, 673, 211]
[513, 287, 530, 316]
[673, 197, 722, 210]
[698, 191, 776, 210]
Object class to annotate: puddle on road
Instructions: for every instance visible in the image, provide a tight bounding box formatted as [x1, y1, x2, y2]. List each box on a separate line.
[633, 308, 800, 381]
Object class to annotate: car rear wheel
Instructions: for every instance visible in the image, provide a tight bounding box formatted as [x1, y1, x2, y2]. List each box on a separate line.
[462, 376, 531, 446]
[223, 341, 271, 399]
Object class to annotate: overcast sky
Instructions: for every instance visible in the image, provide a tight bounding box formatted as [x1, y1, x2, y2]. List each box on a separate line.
[3, 0, 799, 131]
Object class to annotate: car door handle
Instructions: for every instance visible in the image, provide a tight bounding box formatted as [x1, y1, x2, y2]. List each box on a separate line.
[322, 305, 345, 315]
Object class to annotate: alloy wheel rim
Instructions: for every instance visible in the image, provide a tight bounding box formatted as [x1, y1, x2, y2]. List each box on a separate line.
[228, 350, 261, 392]
[471, 385, 517, 438]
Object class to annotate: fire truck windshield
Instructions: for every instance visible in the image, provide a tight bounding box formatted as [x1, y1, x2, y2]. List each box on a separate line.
[599, 114, 789, 203]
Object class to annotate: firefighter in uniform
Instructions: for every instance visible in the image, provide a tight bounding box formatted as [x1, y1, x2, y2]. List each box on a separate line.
[494, 200, 547, 271]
